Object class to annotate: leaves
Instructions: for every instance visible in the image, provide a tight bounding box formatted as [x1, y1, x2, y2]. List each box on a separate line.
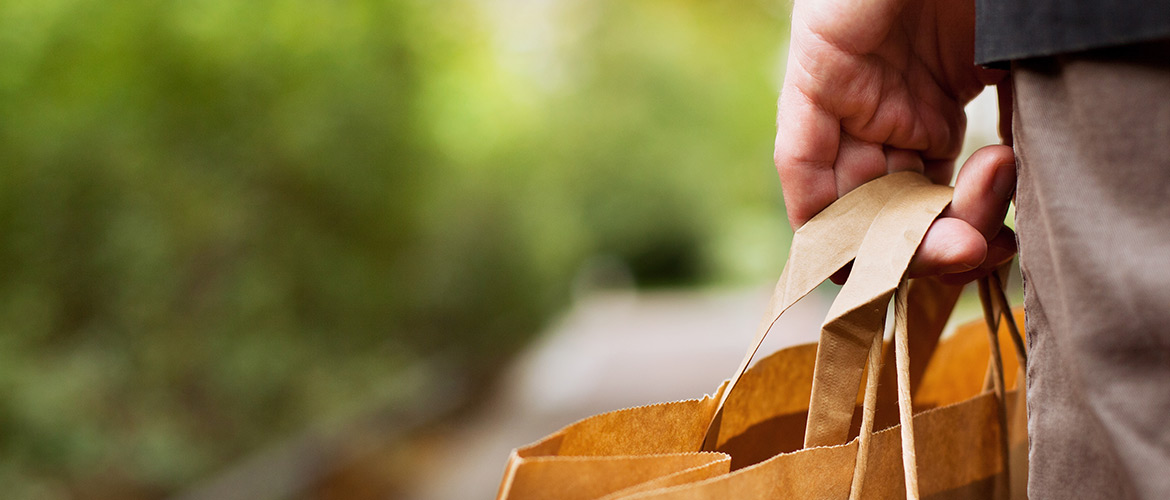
[0, 0, 791, 495]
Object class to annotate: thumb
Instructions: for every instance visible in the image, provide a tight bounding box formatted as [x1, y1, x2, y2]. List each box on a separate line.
[909, 144, 1016, 278]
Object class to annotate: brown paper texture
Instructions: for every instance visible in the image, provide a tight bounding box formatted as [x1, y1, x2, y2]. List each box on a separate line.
[495, 173, 1029, 500]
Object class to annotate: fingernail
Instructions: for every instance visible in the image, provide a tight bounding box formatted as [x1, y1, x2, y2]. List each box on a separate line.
[993, 161, 1016, 199]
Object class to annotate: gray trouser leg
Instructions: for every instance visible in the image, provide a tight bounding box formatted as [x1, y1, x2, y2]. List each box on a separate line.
[1013, 40, 1170, 500]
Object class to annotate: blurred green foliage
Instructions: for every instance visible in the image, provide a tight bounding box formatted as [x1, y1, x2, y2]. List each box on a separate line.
[0, 0, 790, 496]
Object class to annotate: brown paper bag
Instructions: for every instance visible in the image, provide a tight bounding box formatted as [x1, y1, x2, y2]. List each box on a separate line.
[496, 172, 1028, 500]
[609, 177, 1027, 500]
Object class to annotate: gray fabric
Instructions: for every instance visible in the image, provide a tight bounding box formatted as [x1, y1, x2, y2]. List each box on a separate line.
[1012, 41, 1170, 500]
[975, 0, 1170, 67]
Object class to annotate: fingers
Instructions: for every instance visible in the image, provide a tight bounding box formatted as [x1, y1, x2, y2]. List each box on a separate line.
[936, 228, 1017, 285]
[909, 217, 988, 276]
[832, 134, 888, 197]
[775, 82, 842, 229]
[910, 144, 1016, 279]
[943, 144, 1016, 240]
[884, 147, 925, 175]
[922, 158, 956, 186]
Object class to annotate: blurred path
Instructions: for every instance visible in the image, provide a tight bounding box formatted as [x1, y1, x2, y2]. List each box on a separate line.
[403, 285, 833, 500]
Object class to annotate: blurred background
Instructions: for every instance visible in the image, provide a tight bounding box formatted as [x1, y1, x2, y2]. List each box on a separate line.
[0, 0, 1002, 499]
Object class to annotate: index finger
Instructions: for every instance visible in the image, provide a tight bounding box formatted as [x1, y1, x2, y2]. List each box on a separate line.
[774, 82, 841, 229]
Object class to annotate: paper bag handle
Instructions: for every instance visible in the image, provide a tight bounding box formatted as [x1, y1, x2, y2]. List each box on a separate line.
[848, 275, 917, 499]
[975, 269, 1027, 500]
[803, 178, 953, 448]
[699, 172, 946, 450]
[850, 267, 1026, 500]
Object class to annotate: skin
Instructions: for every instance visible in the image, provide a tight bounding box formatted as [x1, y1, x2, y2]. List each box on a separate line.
[774, 0, 1017, 282]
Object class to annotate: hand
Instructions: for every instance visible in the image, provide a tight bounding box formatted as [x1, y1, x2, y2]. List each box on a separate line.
[774, 0, 1016, 283]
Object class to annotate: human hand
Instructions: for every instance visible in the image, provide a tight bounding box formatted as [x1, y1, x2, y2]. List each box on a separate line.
[774, 0, 1015, 283]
